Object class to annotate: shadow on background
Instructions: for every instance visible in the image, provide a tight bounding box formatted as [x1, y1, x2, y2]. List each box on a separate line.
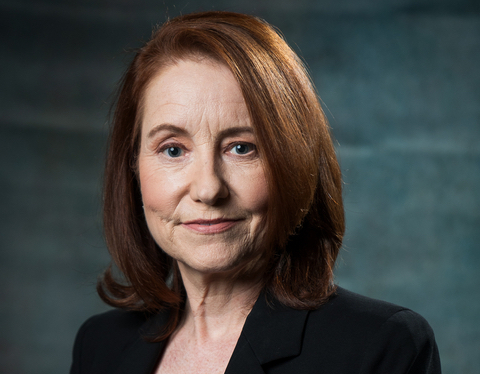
[1, 1, 479, 373]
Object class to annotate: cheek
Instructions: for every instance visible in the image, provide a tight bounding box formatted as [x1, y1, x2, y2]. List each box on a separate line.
[138, 160, 180, 249]
[240, 169, 269, 214]
[138, 160, 178, 216]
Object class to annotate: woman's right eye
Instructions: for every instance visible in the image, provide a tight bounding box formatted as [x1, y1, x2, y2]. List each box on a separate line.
[163, 146, 183, 158]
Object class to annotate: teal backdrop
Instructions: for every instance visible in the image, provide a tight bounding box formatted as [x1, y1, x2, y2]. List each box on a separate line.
[1, 1, 479, 373]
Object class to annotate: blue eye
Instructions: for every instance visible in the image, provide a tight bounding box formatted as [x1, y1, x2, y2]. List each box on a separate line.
[164, 147, 183, 158]
[231, 143, 253, 155]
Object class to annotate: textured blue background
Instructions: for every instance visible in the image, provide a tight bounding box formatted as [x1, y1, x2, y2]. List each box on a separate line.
[1, 1, 479, 373]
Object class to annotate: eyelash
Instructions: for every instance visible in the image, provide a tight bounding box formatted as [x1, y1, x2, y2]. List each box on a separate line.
[226, 142, 257, 156]
[157, 142, 186, 158]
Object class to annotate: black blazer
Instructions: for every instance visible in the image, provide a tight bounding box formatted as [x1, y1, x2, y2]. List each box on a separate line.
[70, 287, 441, 374]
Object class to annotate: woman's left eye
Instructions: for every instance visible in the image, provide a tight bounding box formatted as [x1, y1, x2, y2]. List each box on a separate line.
[230, 143, 255, 155]
[163, 146, 184, 158]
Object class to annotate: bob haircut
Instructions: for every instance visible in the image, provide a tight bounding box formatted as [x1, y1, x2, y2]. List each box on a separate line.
[98, 11, 345, 340]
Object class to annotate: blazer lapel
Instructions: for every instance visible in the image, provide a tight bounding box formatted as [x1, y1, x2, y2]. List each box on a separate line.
[225, 292, 309, 374]
[113, 311, 169, 374]
[225, 333, 268, 374]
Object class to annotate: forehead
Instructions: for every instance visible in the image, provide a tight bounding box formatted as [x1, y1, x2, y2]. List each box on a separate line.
[141, 58, 250, 134]
[145, 58, 245, 106]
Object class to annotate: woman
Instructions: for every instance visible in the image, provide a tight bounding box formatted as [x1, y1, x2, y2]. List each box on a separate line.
[71, 11, 441, 374]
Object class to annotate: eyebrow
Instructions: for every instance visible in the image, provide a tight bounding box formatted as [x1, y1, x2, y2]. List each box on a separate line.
[147, 124, 254, 139]
[218, 126, 254, 138]
[147, 124, 188, 139]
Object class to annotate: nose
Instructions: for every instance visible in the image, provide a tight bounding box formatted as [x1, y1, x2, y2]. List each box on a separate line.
[189, 156, 229, 205]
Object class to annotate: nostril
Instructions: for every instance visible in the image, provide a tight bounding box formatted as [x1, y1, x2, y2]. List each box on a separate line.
[191, 182, 229, 205]
[189, 169, 227, 204]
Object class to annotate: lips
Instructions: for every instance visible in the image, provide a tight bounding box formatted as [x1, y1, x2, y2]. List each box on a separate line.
[181, 218, 240, 234]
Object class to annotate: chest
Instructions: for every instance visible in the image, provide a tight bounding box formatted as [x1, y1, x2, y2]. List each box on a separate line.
[154, 333, 239, 374]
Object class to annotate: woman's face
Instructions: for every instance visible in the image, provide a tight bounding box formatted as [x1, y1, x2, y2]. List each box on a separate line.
[138, 59, 269, 277]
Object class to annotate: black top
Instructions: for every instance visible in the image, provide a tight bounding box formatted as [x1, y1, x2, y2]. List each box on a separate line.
[70, 287, 441, 374]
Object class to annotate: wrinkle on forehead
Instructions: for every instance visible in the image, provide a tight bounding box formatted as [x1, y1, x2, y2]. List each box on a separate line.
[146, 57, 246, 105]
[141, 59, 251, 142]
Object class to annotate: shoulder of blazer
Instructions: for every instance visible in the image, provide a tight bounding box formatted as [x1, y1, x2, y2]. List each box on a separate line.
[227, 287, 441, 374]
[306, 287, 441, 374]
[70, 308, 168, 374]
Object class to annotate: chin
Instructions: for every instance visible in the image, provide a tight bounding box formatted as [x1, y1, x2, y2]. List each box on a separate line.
[177, 244, 267, 280]
[181, 251, 246, 274]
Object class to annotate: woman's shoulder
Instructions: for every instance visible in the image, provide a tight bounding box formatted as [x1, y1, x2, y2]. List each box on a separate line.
[301, 286, 441, 373]
[326, 287, 432, 326]
[77, 308, 151, 337]
[308, 286, 437, 342]
[73, 307, 169, 351]
[71, 308, 167, 374]
[319, 286, 428, 321]
[234, 287, 441, 373]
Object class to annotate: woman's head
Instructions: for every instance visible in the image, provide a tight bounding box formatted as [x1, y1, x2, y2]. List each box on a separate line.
[99, 11, 345, 328]
[138, 58, 270, 281]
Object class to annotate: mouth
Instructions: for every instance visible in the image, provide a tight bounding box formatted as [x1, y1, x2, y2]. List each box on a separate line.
[181, 218, 241, 234]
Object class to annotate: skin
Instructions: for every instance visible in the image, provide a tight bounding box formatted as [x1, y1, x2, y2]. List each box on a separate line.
[138, 58, 269, 373]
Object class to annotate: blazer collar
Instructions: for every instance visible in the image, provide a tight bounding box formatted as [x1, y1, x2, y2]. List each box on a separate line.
[226, 292, 309, 374]
[112, 292, 309, 374]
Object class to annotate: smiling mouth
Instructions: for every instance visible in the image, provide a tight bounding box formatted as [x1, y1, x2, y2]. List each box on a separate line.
[181, 219, 240, 234]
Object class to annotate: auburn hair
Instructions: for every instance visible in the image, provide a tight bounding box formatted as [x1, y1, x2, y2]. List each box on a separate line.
[98, 11, 345, 340]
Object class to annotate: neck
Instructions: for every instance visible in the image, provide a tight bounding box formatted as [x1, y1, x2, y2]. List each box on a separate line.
[176, 262, 263, 343]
